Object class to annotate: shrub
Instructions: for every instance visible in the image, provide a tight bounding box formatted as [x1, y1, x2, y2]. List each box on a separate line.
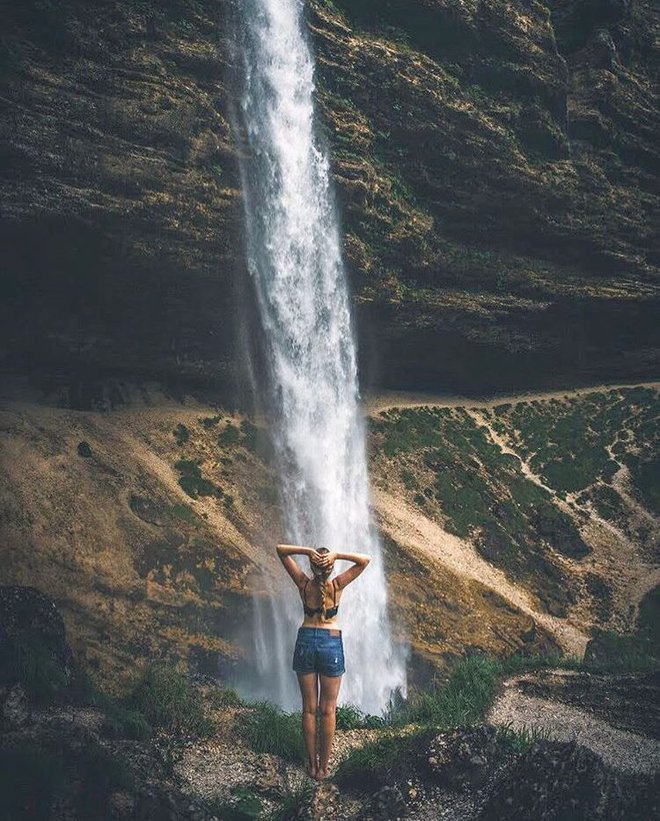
[207, 686, 243, 709]
[102, 704, 152, 741]
[397, 655, 504, 727]
[173, 423, 190, 445]
[218, 423, 241, 447]
[128, 664, 214, 737]
[174, 458, 218, 498]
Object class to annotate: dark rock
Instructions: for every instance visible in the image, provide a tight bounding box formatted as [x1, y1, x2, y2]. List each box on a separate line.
[77, 440, 93, 457]
[427, 726, 502, 791]
[0, 683, 29, 728]
[0, 585, 73, 676]
[363, 785, 409, 819]
[479, 740, 660, 820]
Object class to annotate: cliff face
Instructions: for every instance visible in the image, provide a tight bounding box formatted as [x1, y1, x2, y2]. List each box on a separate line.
[1, 0, 658, 399]
[311, 0, 659, 391]
[1, 0, 243, 399]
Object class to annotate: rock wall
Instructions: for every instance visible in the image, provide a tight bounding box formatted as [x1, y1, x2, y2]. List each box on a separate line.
[1, 0, 658, 399]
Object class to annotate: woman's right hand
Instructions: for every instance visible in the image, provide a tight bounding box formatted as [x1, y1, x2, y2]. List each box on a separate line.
[309, 549, 324, 567]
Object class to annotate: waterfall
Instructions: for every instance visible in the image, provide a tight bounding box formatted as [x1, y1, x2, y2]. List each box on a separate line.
[230, 0, 407, 714]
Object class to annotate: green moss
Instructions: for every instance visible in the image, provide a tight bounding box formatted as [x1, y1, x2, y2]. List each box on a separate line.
[169, 502, 199, 523]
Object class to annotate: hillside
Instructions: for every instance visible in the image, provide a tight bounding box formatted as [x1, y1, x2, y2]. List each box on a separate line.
[1, 382, 657, 693]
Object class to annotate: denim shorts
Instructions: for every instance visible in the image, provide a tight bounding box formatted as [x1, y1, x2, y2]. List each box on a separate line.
[292, 627, 345, 677]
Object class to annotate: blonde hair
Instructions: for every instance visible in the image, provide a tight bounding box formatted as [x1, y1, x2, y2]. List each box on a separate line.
[310, 547, 334, 623]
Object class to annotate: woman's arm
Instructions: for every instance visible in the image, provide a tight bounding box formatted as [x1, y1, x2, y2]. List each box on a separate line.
[334, 551, 370, 565]
[276, 543, 320, 559]
[276, 543, 320, 588]
[325, 551, 371, 589]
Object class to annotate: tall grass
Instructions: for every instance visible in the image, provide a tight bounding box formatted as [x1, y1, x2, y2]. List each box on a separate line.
[242, 702, 305, 762]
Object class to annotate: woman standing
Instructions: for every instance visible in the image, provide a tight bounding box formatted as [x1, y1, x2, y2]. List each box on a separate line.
[276, 543, 371, 779]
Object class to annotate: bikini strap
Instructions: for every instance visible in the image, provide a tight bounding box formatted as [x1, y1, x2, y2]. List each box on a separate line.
[303, 578, 310, 606]
[332, 578, 337, 606]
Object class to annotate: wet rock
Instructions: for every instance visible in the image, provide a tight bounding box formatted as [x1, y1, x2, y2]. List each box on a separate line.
[427, 726, 501, 791]
[0, 682, 29, 728]
[479, 740, 659, 820]
[0, 585, 74, 685]
[362, 785, 409, 819]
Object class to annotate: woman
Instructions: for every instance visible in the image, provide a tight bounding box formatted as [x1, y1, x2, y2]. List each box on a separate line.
[276, 542, 371, 779]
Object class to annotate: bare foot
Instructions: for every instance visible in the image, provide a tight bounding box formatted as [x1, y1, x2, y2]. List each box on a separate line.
[306, 761, 318, 779]
[317, 767, 330, 780]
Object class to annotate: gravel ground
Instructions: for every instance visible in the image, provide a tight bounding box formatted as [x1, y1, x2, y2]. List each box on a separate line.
[488, 671, 660, 774]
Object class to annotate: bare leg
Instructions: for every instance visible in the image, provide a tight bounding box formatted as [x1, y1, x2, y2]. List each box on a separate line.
[318, 673, 342, 778]
[297, 673, 319, 777]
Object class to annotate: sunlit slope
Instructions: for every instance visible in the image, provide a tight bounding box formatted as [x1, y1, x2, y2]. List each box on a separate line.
[0, 385, 657, 691]
[369, 386, 659, 670]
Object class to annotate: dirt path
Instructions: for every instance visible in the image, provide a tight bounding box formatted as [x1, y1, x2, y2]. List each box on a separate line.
[373, 488, 588, 656]
[365, 380, 660, 415]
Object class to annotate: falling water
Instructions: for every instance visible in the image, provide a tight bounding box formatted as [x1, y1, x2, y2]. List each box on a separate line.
[230, 0, 407, 713]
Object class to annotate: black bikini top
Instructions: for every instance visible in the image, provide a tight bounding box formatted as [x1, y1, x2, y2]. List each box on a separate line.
[302, 578, 339, 619]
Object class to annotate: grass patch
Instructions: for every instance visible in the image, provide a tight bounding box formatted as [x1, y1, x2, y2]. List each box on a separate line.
[336, 704, 387, 730]
[242, 702, 304, 762]
[495, 722, 551, 754]
[395, 655, 504, 727]
[207, 685, 244, 709]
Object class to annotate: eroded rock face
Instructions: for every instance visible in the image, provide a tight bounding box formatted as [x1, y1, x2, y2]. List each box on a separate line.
[1, 0, 658, 398]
